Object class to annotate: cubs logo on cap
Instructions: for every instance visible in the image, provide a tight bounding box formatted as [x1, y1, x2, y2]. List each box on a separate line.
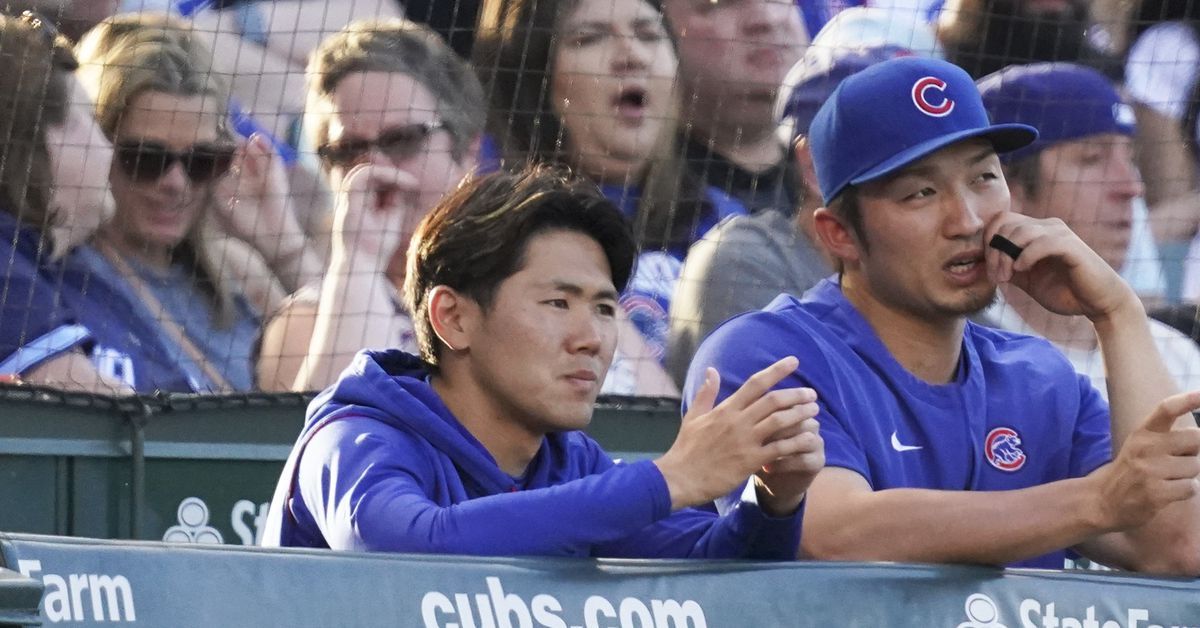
[985, 427, 1027, 472]
[807, 57, 1037, 205]
[911, 76, 954, 117]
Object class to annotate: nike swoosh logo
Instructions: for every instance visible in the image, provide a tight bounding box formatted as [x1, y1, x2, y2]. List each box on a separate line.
[891, 431, 923, 452]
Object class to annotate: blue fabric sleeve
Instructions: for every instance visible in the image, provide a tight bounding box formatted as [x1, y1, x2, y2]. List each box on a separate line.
[298, 418, 801, 558]
[1069, 373, 1114, 478]
[299, 419, 673, 556]
[0, 249, 88, 372]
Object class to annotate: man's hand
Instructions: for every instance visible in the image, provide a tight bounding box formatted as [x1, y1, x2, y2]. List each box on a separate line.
[754, 412, 824, 517]
[330, 163, 421, 272]
[1089, 391, 1200, 532]
[984, 212, 1139, 323]
[655, 356, 823, 512]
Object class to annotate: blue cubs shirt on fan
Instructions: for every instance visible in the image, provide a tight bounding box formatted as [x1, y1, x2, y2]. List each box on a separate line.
[684, 278, 1112, 569]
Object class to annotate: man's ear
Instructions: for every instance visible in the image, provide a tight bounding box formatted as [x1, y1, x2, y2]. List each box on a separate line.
[428, 286, 478, 354]
[813, 207, 863, 266]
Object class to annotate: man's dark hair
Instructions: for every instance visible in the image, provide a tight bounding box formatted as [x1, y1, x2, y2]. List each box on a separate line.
[405, 165, 637, 367]
[829, 185, 866, 252]
[1000, 153, 1043, 200]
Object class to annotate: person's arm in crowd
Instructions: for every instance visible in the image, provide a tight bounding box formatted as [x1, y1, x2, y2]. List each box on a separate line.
[300, 357, 821, 557]
[799, 214, 1200, 573]
[23, 351, 133, 395]
[247, 0, 402, 67]
[215, 133, 323, 294]
[184, 11, 306, 140]
[290, 163, 417, 391]
[1132, 104, 1200, 245]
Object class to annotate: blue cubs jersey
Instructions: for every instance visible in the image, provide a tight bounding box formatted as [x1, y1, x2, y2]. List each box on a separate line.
[684, 278, 1112, 569]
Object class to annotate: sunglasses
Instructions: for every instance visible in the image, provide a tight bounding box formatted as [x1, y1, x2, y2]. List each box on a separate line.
[114, 141, 236, 184]
[317, 121, 448, 169]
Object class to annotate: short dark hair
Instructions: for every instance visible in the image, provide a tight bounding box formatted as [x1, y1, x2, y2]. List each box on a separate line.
[1000, 152, 1043, 200]
[405, 166, 637, 367]
[829, 185, 867, 252]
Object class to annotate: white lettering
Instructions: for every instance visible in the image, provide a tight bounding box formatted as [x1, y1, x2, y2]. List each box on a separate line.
[422, 591, 455, 628]
[68, 574, 88, 621]
[88, 574, 136, 621]
[487, 577, 531, 628]
[43, 575, 70, 623]
[584, 595, 617, 628]
[474, 593, 497, 628]
[652, 599, 707, 628]
[231, 500, 256, 545]
[531, 594, 566, 628]
[618, 597, 653, 628]
[1022, 599, 1043, 628]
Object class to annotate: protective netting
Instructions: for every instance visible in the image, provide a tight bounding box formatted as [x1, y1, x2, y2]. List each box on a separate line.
[0, 0, 1194, 401]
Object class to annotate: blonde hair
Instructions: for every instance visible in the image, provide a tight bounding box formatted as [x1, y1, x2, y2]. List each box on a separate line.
[75, 13, 240, 326]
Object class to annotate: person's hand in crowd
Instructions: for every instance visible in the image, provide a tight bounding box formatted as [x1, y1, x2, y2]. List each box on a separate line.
[330, 162, 422, 273]
[215, 132, 308, 259]
[655, 356, 823, 515]
[984, 211, 1141, 324]
[1089, 391, 1200, 531]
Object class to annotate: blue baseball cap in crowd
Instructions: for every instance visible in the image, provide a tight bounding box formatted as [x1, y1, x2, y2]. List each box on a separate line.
[777, 45, 916, 139]
[808, 57, 1038, 205]
[977, 62, 1136, 163]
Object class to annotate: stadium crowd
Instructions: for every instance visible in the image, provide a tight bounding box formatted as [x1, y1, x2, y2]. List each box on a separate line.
[1, 0, 1200, 572]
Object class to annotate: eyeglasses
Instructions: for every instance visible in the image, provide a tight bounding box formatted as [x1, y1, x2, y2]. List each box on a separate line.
[317, 121, 448, 169]
[114, 141, 236, 184]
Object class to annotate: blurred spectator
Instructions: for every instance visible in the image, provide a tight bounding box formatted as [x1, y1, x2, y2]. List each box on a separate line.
[405, 0, 483, 56]
[74, 16, 282, 392]
[667, 45, 920, 386]
[3, 0, 120, 40]
[937, 0, 1106, 78]
[662, 0, 808, 215]
[978, 63, 1200, 395]
[0, 10, 196, 392]
[475, 0, 717, 396]
[257, 18, 484, 392]
[1124, 15, 1200, 302]
[812, 6, 944, 58]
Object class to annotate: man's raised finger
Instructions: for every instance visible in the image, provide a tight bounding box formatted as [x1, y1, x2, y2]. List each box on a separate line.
[724, 356, 799, 411]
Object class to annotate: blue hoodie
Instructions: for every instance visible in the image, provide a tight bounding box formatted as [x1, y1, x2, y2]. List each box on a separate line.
[262, 350, 802, 558]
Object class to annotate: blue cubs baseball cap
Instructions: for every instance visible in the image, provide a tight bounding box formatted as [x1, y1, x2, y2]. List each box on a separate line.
[777, 45, 916, 139]
[808, 57, 1038, 205]
[977, 62, 1136, 163]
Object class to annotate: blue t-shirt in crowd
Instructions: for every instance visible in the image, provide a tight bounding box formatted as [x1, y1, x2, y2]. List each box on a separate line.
[0, 212, 198, 392]
[684, 278, 1112, 569]
[602, 184, 746, 362]
[75, 249, 260, 392]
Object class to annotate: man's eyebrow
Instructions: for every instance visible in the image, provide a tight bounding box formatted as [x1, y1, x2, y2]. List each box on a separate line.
[888, 147, 998, 181]
[547, 280, 619, 302]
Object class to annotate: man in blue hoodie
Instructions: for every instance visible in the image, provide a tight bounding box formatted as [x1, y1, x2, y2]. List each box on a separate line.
[261, 166, 824, 557]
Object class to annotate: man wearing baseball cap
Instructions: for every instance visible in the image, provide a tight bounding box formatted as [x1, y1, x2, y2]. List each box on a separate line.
[977, 63, 1200, 399]
[684, 56, 1200, 572]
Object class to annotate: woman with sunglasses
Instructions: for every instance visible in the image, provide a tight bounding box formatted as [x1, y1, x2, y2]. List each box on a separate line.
[256, 19, 486, 392]
[0, 11, 202, 392]
[72, 17, 287, 392]
[473, 0, 735, 395]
